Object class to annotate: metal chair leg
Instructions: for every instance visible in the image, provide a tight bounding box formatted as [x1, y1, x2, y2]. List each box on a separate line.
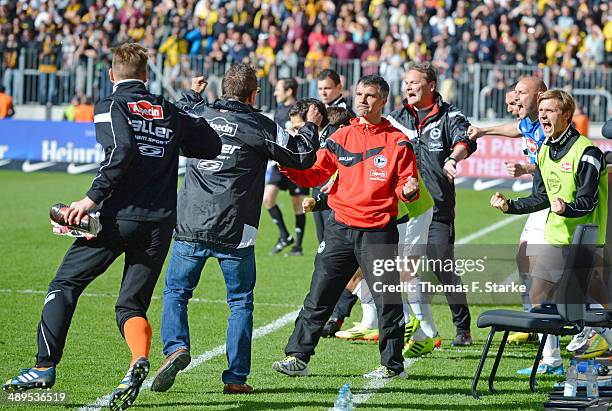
[472, 327, 496, 399]
[530, 333, 546, 393]
[488, 330, 509, 393]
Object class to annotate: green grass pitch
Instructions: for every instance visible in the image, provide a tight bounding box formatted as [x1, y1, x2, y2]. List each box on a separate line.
[0, 171, 569, 410]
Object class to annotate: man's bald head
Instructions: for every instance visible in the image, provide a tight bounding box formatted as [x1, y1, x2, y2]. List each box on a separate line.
[514, 76, 548, 120]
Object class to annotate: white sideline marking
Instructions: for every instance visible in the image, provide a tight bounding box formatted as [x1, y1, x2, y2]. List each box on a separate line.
[0, 289, 299, 308]
[79, 309, 301, 411]
[455, 215, 525, 245]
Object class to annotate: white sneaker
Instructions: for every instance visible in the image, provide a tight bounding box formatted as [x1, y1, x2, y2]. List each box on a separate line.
[272, 356, 308, 376]
[363, 365, 407, 379]
[567, 327, 594, 352]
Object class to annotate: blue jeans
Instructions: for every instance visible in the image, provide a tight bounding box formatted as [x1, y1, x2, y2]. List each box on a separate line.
[160, 240, 256, 384]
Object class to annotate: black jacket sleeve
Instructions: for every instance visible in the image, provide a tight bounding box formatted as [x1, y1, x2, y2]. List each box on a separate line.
[86, 99, 137, 205]
[562, 146, 605, 218]
[312, 191, 330, 212]
[175, 90, 206, 112]
[176, 108, 222, 159]
[506, 165, 550, 214]
[447, 105, 477, 157]
[259, 119, 319, 169]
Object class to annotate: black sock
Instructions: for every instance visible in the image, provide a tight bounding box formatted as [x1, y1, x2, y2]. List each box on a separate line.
[268, 205, 290, 239]
[295, 213, 305, 248]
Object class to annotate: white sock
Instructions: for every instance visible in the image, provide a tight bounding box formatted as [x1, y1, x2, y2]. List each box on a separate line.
[359, 281, 378, 329]
[407, 279, 437, 338]
[540, 334, 561, 366]
[402, 303, 413, 324]
[519, 272, 532, 312]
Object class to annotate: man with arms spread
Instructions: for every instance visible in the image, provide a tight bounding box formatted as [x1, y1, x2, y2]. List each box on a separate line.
[272, 75, 419, 379]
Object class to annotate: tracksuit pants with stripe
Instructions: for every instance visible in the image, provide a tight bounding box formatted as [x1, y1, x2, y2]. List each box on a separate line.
[285, 218, 405, 373]
[36, 219, 173, 367]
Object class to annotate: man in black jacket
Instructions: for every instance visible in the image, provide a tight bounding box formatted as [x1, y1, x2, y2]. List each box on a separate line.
[151, 64, 322, 395]
[2, 43, 221, 411]
[388, 62, 476, 346]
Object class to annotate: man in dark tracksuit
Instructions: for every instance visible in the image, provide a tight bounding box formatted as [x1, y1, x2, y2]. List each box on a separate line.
[2, 44, 221, 411]
[272, 75, 419, 379]
[151, 64, 322, 395]
[388, 62, 476, 346]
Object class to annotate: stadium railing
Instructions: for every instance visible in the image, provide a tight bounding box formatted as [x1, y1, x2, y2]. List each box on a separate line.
[3, 48, 611, 122]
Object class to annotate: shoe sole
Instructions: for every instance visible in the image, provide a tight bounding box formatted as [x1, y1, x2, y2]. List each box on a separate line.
[151, 352, 191, 392]
[271, 363, 308, 377]
[109, 361, 149, 411]
[2, 380, 54, 391]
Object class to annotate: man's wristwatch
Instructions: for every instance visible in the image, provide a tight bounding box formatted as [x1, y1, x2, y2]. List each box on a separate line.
[444, 156, 457, 165]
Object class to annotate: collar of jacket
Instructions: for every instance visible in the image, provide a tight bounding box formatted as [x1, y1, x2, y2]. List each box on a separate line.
[113, 79, 147, 93]
[211, 99, 262, 113]
[349, 116, 393, 132]
[544, 125, 580, 160]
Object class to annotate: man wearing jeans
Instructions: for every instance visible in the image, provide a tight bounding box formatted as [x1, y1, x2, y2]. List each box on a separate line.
[151, 64, 322, 394]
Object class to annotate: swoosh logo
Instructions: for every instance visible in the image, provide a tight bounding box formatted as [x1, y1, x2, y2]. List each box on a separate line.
[512, 179, 533, 192]
[0, 159, 11, 167]
[453, 177, 468, 185]
[67, 163, 100, 174]
[473, 178, 505, 191]
[22, 161, 57, 173]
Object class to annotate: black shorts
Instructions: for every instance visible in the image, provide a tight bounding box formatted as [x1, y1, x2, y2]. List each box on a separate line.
[267, 164, 309, 196]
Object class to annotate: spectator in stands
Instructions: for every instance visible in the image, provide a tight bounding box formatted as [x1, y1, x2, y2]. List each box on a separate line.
[2, 33, 19, 98]
[63, 95, 78, 122]
[38, 34, 60, 105]
[74, 95, 94, 123]
[361, 38, 381, 76]
[0, 85, 14, 119]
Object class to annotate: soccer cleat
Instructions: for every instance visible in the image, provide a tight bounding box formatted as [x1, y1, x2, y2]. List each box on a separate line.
[363, 365, 407, 380]
[404, 315, 420, 343]
[272, 356, 308, 377]
[335, 323, 379, 341]
[271, 236, 294, 254]
[285, 246, 303, 257]
[403, 337, 435, 358]
[151, 348, 191, 392]
[580, 334, 609, 359]
[507, 332, 539, 345]
[109, 357, 149, 411]
[517, 361, 564, 376]
[451, 331, 473, 346]
[2, 367, 55, 391]
[567, 327, 594, 353]
[321, 318, 343, 338]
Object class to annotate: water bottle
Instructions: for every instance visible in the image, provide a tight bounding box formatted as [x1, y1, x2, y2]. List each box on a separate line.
[342, 383, 353, 411]
[333, 387, 348, 411]
[564, 359, 578, 397]
[586, 360, 600, 398]
[50, 203, 101, 236]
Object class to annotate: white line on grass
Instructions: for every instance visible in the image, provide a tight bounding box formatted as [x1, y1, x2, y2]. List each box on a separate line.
[79, 309, 301, 411]
[0, 289, 299, 308]
[352, 358, 418, 408]
[455, 214, 526, 245]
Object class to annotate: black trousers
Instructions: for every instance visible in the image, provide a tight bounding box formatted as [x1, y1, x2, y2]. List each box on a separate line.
[36, 219, 173, 367]
[312, 209, 331, 244]
[285, 218, 405, 373]
[426, 220, 471, 333]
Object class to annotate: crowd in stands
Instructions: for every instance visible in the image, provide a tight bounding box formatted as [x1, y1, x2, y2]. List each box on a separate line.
[0, 0, 610, 109]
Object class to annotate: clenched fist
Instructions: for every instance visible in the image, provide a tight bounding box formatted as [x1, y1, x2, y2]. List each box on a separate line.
[490, 192, 509, 212]
[302, 197, 316, 213]
[551, 197, 566, 215]
[467, 125, 484, 140]
[191, 76, 208, 94]
[402, 177, 419, 199]
[505, 162, 527, 177]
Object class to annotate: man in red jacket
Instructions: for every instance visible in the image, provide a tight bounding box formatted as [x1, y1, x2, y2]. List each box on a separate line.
[272, 75, 419, 379]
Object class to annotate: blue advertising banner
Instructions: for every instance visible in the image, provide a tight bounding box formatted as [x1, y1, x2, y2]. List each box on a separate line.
[0, 120, 103, 173]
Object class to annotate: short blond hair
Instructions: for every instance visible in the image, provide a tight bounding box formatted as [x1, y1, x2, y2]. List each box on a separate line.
[111, 43, 148, 81]
[538, 89, 576, 116]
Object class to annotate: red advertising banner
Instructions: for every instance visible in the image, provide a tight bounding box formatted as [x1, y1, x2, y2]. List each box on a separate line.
[458, 136, 612, 179]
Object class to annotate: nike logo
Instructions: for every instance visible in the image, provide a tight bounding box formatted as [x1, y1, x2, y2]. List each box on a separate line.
[67, 163, 99, 175]
[453, 177, 468, 185]
[0, 159, 11, 167]
[473, 178, 505, 191]
[512, 179, 533, 192]
[21, 161, 57, 173]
